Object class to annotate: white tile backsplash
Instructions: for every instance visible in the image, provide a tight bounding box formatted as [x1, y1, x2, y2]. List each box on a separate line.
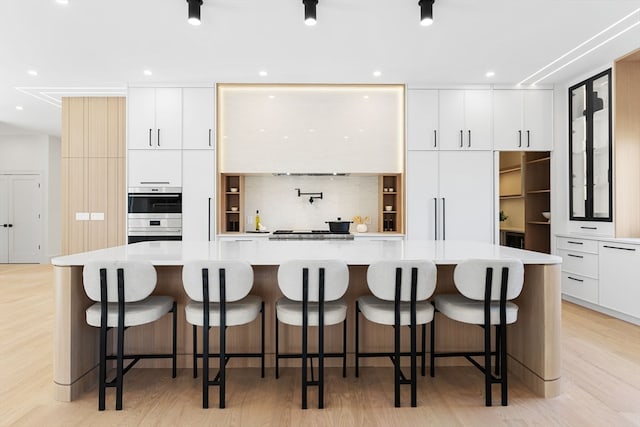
[244, 175, 378, 231]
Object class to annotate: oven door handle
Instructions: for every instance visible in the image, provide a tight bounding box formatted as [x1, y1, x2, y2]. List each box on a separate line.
[128, 194, 181, 198]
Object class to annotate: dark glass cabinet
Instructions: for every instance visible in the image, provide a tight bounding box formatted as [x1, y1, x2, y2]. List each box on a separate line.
[569, 69, 612, 221]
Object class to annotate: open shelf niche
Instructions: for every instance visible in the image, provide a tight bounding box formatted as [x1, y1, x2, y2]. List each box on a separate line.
[379, 174, 403, 233]
[220, 174, 244, 232]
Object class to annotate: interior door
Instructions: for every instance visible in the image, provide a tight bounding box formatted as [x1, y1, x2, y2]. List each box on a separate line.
[9, 175, 42, 263]
[0, 176, 9, 263]
[439, 151, 494, 243]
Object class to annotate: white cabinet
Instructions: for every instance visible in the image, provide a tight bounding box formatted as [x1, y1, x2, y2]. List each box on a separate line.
[182, 150, 216, 241]
[406, 151, 494, 242]
[407, 89, 439, 150]
[128, 88, 182, 149]
[183, 88, 215, 150]
[493, 90, 553, 150]
[439, 90, 492, 150]
[557, 236, 599, 304]
[599, 241, 640, 319]
[128, 150, 182, 187]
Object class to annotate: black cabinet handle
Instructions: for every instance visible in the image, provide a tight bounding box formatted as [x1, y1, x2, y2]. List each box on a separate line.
[459, 130, 463, 148]
[208, 197, 212, 241]
[209, 129, 212, 147]
[433, 130, 437, 148]
[603, 245, 636, 252]
[580, 226, 597, 230]
[442, 197, 446, 240]
[468, 130, 471, 147]
[567, 241, 584, 245]
[157, 129, 160, 146]
[567, 276, 584, 283]
[567, 253, 584, 258]
[518, 130, 522, 147]
[2, 224, 7, 227]
[433, 198, 438, 240]
[8, 224, 13, 228]
[149, 129, 152, 147]
[527, 130, 530, 147]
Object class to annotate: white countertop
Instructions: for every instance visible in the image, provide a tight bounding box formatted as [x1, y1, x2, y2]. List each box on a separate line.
[52, 240, 561, 267]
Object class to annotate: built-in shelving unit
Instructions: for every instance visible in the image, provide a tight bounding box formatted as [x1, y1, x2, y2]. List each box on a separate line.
[379, 174, 403, 232]
[220, 174, 243, 232]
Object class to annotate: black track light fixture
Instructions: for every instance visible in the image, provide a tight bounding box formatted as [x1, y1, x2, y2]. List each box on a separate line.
[187, 0, 203, 26]
[303, 0, 318, 26]
[419, 0, 435, 26]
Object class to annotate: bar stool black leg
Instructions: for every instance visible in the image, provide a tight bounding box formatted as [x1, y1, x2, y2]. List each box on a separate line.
[394, 324, 400, 408]
[301, 320, 308, 409]
[342, 316, 347, 378]
[495, 325, 501, 376]
[116, 321, 124, 410]
[318, 315, 325, 409]
[203, 326, 209, 409]
[275, 312, 280, 380]
[98, 323, 107, 410]
[220, 327, 226, 409]
[484, 322, 492, 407]
[355, 302, 360, 378]
[172, 302, 177, 378]
[421, 323, 426, 376]
[410, 322, 417, 407]
[430, 310, 436, 378]
[261, 302, 265, 378]
[501, 324, 508, 406]
[193, 325, 198, 378]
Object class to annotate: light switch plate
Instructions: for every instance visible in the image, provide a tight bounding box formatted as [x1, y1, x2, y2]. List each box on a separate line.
[75, 212, 90, 221]
[90, 212, 105, 221]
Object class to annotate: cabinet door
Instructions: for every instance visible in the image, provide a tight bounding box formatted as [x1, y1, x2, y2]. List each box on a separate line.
[407, 90, 439, 150]
[438, 90, 466, 150]
[439, 151, 494, 242]
[183, 88, 215, 150]
[493, 90, 523, 150]
[464, 90, 492, 150]
[128, 88, 156, 149]
[154, 88, 182, 149]
[128, 150, 182, 187]
[523, 90, 553, 150]
[182, 150, 216, 241]
[0, 176, 9, 262]
[406, 151, 439, 239]
[599, 242, 640, 318]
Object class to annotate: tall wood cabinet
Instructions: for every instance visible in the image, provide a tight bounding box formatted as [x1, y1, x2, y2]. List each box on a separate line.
[61, 97, 126, 255]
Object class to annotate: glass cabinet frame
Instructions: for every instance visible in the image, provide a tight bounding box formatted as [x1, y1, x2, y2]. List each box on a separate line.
[568, 68, 612, 222]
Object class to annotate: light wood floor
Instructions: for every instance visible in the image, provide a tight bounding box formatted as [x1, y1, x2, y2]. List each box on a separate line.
[1, 264, 639, 426]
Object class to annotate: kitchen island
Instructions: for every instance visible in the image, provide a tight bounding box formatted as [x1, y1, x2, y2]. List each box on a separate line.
[51, 240, 562, 402]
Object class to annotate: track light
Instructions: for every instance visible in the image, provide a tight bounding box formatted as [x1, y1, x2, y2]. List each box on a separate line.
[419, 0, 434, 26]
[187, 0, 203, 26]
[303, 0, 318, 26]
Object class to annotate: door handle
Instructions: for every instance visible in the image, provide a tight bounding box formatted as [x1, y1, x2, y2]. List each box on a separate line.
[459, 130, 463, 148]
[467, 130, 471, 147]
[433, 197, 438, 240]
[518, 130, 522, 147]
[526, 130, 530, 147]
[149, 129, 152, 147]
[157, 129, 160, 147]
[208, 197, 212, 241]
[602, 245, 636, 252]
[2, 224, 7, 227]
[441, 197, 446, 240]
[567, 276, 584, 283]
[567, 253, 584, 258]
[433, 130, 437, 148]
[7, 224, 13, 228]
[209, 129, 212, 147]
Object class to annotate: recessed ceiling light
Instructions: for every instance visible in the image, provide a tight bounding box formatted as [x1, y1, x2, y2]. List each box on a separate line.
[143, 69, 152, 76]
[55, 0, 69, 5]
[268, 95, 275, 99]
[259, 70, 268, 77]
[372, 70, 382, 77]
[363, 95, 369, 100]
[486, 71, 495, 78]
[27, 70, 38, 76]
[16, 106, 24, 111]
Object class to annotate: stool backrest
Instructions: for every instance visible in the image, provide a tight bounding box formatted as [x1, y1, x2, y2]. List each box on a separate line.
[182, 260, 254, 302]
[453, 259, 524, 301]
[366, 260, 437, 301]
[277, 260, 349, 302]
[83, 260, 157, 303]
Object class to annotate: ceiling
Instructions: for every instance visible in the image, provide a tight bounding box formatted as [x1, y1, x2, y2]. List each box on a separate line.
[1, 0, 639, 137]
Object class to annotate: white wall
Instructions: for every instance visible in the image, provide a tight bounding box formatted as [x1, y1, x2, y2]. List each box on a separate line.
[0, 134, 61, 262]
[243, 175, 378, 231]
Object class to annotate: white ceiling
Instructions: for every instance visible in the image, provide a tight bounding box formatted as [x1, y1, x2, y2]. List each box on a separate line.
[1, 0, 639, 137]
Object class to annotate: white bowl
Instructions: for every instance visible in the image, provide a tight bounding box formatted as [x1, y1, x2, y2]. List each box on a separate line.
[229, 187, 238, 192]
[385, 205, 393, 211]
[230, 207, 238, 212]
[542, 212, 551, 220]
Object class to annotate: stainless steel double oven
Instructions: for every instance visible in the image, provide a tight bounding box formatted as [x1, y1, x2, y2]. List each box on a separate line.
[127, 187, 182, 243]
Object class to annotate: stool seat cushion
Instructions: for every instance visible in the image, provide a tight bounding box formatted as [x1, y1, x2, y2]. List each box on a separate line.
[357, 295, 434, 326]
[185, 295, 262, 327]
[276, 297, 347, 326]
[434, 294, 519, 325]
[86, 295, 174, 328]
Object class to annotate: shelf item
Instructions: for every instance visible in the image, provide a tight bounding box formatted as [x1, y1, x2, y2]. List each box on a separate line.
[569, 69, 612, 222]
[220, 174, 243, 233]
[379, 175, 402, 232]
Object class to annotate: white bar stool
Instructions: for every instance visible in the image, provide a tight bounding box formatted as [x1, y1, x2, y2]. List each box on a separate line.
[430, 258, 524, 406]
[275, 260, 349, 409]
[355, 260, 437, 407]
[182, 260, 264, 409]
[83, 260, 177, 411]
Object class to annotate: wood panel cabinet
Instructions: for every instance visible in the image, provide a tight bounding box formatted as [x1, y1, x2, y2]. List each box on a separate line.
[406, 150, 494, 242]
[439, 90, 492, 150]
[493, 90, 553, 151]
[128, 88, 182, 150]
[183, 87, 215, 150]
[61, 97, 126, 255]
